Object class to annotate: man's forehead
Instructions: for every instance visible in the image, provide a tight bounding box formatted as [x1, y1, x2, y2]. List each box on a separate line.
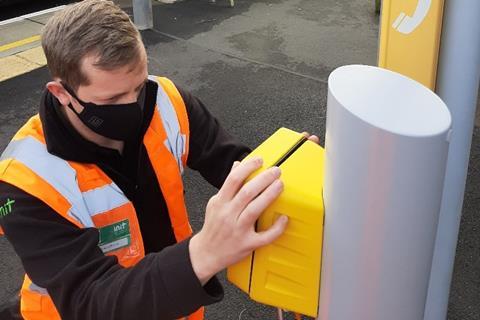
[78, 52, 148, 96]
[80, 49, 147, 77]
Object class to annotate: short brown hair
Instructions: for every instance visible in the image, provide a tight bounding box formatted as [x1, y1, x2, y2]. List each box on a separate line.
[42, 0, 142, 89]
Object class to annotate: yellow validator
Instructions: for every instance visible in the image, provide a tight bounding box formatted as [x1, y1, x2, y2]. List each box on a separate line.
[227, 128, 325, 317]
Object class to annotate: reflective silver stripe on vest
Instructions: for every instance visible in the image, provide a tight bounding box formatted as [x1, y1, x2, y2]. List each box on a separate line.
[0, 136, 130, 223]
[1, 136, 93, 227]
[0, 137, 18, 162]
[149, 75, 187, 174]
[29, 282, 48, 296]
[82, 183, 130, 216]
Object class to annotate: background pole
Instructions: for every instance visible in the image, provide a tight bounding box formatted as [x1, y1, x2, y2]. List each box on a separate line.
[424, 1, 480, 319]
[133, 0, 153, 30]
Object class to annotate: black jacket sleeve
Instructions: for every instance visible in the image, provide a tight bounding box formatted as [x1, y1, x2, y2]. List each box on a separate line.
[178, 87, 251, 189]
[0, 182, 223, 320]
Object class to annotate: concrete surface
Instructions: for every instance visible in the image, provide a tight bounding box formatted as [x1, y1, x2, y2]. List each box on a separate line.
[0, 47, 46, 81]
[0, 21, 42, 58]
[0, 0, 478, 319]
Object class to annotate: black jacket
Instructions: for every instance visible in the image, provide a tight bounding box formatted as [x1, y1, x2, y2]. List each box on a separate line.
[0, 79, 250, 319]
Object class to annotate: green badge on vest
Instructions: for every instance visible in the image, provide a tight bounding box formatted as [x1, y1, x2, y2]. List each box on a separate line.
[98, 219, 131, 253]
[0, 198, 15, 218]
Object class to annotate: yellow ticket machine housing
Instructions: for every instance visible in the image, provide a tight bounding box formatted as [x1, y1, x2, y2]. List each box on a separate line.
[227, 128, 325, 317]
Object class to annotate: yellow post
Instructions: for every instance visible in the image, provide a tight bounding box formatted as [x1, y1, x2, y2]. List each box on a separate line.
[378, 0, 446, 90]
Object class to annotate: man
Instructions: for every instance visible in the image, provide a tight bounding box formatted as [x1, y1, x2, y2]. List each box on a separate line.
[0, 1, 321, 319]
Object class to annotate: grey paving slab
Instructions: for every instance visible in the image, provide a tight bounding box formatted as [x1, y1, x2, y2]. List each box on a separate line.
[147, 0, 379, 82]
[26, 12, 56, 25]
[0, 19, 42, 58]
[0, 41, 41, 58]
[0, 19, 42, 45]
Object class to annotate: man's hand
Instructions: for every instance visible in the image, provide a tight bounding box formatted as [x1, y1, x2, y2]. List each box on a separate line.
[189, 157, 288, 285]
[302, 131, 320, 144]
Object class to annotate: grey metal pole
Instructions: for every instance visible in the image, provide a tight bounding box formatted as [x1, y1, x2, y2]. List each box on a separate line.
[133, 0, 153, 30]
[424, 1, 480, 319]
[317, 65, 451, 320]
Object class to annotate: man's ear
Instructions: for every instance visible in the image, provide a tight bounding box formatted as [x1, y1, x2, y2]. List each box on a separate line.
[46, 81, 71, 106]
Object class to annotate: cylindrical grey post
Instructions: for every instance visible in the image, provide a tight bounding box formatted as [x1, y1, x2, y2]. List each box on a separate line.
[133, 0, 153, 30]
[318, 65, 451, 320]
[424, 1, 480, 319]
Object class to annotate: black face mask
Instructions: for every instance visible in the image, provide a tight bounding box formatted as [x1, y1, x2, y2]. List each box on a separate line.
[61, 82, 144, 141]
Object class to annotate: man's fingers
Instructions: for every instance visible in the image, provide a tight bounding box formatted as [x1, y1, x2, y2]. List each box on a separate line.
[237, 178, 283, 226]
[308, 135, 320, 144]
[217, 157, 263, 200]
[301, 131, 320, 144]
[230, 167, 281, 213]
[254, 215, 289, 247]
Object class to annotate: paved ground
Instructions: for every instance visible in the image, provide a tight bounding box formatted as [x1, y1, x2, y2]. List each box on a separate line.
[0, 0, 479, 319]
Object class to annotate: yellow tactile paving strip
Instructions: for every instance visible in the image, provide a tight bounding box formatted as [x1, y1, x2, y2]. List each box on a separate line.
[0, 46, 47, 81]
[0, 35, 41, 53]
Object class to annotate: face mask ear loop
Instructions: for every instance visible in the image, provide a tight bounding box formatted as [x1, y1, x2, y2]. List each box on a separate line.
[66, 103, 82, 116]
[60, 81, 83, 116]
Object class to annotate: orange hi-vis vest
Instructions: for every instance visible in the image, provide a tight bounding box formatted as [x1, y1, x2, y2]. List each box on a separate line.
[0, 76, 203, 320]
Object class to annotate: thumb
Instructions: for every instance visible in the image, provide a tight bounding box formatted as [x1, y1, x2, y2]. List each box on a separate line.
[232, 161, 241, 169]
